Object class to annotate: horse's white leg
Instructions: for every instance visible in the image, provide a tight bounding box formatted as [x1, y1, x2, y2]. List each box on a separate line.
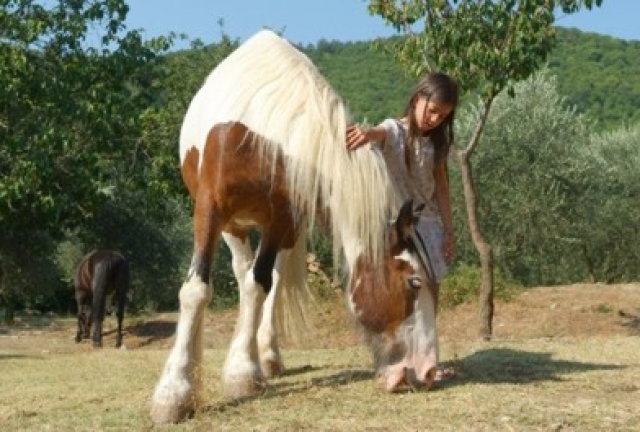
[257, 250, 287, 378]
[223, 234, 270, 399]
[222, 232, 255, 297]
[150, 255, 213, 424]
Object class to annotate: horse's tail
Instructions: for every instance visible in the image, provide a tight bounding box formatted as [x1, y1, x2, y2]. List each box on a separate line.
[91, 261, 110, 323]
[274, 224, 314, 346]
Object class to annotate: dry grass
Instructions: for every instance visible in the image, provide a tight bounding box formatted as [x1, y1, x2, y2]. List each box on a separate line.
[1, 283, 639, 431]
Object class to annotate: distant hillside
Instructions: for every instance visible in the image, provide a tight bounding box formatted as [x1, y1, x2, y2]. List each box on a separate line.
[302, 28, 640, 130]
[303, 39, 415, 124]
[166, 27, 640, 131]
[549, 27, 640, 128]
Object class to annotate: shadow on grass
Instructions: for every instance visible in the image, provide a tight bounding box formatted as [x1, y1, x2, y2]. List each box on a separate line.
[437, 347, 626, 390]
[123, 319, 176, 348]
[201, 345, 627, 415]
[201, 366, 375, 415]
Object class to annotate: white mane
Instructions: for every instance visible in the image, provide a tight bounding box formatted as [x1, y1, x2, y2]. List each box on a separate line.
[180, 29, 399, 272]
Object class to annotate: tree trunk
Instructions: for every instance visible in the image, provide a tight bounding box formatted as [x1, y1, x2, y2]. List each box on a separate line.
[2, 305, 15, 325]
[581, 242, 596, 283]
[458, 149, 494, 340]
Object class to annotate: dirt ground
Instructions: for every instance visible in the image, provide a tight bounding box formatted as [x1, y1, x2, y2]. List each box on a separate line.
[1, 282, 639, 355]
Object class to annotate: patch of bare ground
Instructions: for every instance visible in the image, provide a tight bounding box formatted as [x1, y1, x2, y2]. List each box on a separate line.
[1, 283, 638, 355]
[438, 282, 640, 343]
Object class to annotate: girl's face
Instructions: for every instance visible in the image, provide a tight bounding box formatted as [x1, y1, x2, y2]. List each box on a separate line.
[413, 96, 453, 132]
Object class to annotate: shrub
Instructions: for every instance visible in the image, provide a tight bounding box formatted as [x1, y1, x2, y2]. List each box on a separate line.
[440, 264, 523, 309]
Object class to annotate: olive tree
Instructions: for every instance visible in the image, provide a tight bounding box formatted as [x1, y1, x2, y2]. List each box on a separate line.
[454, 70, 591, 284]
[568, 125, 640, 283]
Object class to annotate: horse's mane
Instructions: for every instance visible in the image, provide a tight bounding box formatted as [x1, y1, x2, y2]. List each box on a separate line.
[180, 29, 399, 273]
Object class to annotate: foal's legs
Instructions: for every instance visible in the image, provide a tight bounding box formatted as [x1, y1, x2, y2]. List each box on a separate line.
[75, 291, 91, 343]
[114, 261, 129, 348]
[90, 264, 109, 348]
[114, 294, 125, 348]
[151, 211, 217, 424]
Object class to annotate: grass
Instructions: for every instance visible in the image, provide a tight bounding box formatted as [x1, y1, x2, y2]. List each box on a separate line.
[1, 337, 639, 431]
[1, 283, 639, 431]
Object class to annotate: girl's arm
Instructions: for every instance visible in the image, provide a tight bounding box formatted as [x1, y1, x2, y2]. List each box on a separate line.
[346, 124, 388, 150]
[433, 159, 455, 263]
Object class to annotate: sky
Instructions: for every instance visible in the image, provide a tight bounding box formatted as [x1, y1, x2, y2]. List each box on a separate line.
[124, 0, 640, 50]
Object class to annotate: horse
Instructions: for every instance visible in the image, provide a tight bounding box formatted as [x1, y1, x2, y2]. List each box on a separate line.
[74, 249, 130, 348]
[150, 30, 439, 424]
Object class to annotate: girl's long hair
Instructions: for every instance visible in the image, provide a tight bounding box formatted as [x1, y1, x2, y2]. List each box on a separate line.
[403, 72, 459, 168]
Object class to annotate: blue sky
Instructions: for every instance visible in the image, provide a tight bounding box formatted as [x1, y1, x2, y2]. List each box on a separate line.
[125, 1, 640, 50]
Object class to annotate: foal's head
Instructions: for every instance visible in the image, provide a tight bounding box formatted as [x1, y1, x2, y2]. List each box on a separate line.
[349, 200, 439, 391]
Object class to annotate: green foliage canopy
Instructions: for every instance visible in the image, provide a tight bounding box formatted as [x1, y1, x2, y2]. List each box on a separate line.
[0, 0, 173, 315]
[0, 0, 171, 237]
[368, 0, 603, 99]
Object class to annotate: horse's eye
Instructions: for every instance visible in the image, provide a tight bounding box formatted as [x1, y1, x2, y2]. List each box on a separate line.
[407, 275, 422, 290]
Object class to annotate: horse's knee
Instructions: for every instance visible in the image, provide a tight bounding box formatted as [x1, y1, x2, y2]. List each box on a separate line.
[179, 278, 212, 309]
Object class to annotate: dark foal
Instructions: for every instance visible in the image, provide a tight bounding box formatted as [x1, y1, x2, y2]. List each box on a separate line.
[74, 249, 130, 348]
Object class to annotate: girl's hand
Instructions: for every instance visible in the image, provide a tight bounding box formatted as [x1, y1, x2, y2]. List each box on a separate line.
[346, 124, 371, 150]
[443, 231, 455, 264]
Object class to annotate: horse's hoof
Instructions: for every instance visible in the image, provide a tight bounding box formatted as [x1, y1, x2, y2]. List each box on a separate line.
[224, 375, 267, 400]
[150, 382, 196, 424]
[92, 341, 103, 348]
[261, 359, 285, 378]
[150, 402, 194, 424]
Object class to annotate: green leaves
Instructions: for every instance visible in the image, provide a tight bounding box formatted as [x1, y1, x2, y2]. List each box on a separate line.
[368, 0, 603, 100]
[0, 0, 186, 313]
[0, 0, 170, 237]
[452, 70, 639, 284]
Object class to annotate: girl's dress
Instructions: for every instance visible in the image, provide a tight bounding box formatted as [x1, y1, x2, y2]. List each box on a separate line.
[377, 118, 448, 283]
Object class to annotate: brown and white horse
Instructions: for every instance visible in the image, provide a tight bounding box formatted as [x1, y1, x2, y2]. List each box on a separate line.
[150, 30, 439, 424]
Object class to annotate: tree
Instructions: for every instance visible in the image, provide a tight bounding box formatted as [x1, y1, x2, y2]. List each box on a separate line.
[367, 0, 603, 338]
[454, 70, 592, 285]
[0, 0, 172, 319]
[567, 125, 640, 283]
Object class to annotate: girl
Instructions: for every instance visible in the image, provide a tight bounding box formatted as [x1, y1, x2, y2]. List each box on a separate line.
[346, 72, 459, 378]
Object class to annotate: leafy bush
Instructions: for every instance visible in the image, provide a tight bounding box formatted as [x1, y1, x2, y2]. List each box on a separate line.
[440, 264, 523, 309]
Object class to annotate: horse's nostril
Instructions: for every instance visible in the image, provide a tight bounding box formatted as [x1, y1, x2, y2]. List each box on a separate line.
[423, 366, 438, 389]
[381, 365, 409, 391]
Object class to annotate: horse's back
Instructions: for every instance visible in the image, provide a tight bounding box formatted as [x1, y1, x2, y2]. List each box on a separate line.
[75, 249, 128, 293]
[178, 30, 350, 239]
[179, 29, 344, 166]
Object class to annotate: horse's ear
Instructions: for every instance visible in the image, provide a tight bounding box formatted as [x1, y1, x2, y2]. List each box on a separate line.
[413, 203, 425, 218]
[395, 199, 417, 241]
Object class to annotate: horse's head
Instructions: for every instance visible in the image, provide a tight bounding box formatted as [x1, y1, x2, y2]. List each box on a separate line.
[349, 199, 439, 392]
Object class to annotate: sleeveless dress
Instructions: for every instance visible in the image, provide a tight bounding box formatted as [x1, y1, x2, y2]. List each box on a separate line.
[377, 118, 448, 283]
